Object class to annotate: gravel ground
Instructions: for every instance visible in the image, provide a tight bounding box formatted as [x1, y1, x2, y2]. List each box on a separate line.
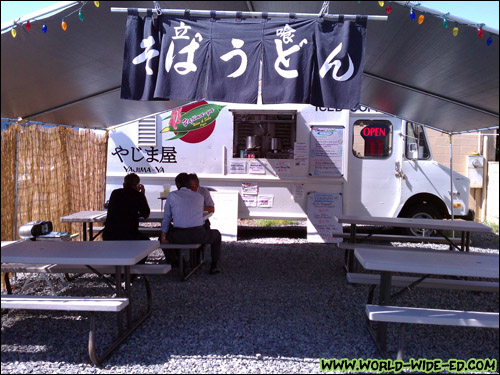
[1, 226, 499, 374]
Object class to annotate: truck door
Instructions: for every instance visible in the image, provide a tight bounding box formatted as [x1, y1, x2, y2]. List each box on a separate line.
[344, 117, 403, 217]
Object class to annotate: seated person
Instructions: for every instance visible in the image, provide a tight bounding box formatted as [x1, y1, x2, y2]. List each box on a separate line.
[161, 173, 222, 275]
[188, 173, 215, 213]
[188, 173, 214, 230]
[103, 173, 151, 262]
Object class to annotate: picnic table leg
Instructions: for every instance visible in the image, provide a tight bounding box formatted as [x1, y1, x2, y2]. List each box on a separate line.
[83, 223, 87, 241]
[465, 231, 471, 252]
[377, 271, 392, 356]
[345, 224, 357, 273]
[396, 324, 405, 361]
[124, 266, 132, 327]
[3, 272, 12, 294]
[88, 274, 153, 366]
[114, 266, 124, 334]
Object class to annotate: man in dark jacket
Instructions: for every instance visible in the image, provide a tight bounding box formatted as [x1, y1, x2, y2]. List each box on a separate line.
[103, 173, 150, 242]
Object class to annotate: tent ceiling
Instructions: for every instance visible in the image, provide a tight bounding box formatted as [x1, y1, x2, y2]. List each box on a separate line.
[1, 1, 498, 133]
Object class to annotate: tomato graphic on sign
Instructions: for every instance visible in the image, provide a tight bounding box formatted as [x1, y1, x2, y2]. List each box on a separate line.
[161, 101, 225, 144]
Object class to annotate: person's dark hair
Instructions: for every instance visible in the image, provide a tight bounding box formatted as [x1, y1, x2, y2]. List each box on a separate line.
[175, 173, 190, 190]
[188, 173, 199, 185]
[123, 173, 140, 188]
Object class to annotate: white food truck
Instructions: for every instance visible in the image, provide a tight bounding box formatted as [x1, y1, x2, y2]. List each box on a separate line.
[105, 101, 471, 242]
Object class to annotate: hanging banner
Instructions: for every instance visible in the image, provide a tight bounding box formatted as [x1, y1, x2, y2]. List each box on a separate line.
[121, 9, 159, 101]
[207, 19, 262, 103]
[310, 18, 367, 109]
[154, 16, 210, 101]
[121, 14, 367, 109]
[262, 19, 315, 105]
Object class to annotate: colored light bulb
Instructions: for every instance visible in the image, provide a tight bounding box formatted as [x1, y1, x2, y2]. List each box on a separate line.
[386, 5, 392, 15]
[378, 1, 384, 7]
[410, 8, 415, 20]
[42, 24, 47, 33]
[11, 28, 16, 38]
[94, 1, 99, 7]
[487, 36, 493, 46]
[453, 26, 459, 37]
[79, 10, 84, 21]
[477, 27, 483, 38]
[61, 20, 67, 31]
[443, 18, 448, 28]
[418, 15, 424, 24]
[26, 21, 31, 31]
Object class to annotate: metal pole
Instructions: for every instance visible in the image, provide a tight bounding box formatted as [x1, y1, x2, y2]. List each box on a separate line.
[110, 7, 388, 21]
[13, 127, 20, 240]
[450, 134, 454, 222]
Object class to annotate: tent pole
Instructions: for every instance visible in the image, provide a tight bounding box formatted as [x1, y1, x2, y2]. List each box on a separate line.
[449, 134, 454, 223]
[110, 8, 388, 21]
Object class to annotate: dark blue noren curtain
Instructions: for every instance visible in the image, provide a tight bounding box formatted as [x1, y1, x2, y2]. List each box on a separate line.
[121, 14, 367, 109]
[311, 18, 367, 109]
[262, 19, 316, 105]
[121, 9, 159, 101]
[206, 18, 262, 104]
[154, 16, 210, 101]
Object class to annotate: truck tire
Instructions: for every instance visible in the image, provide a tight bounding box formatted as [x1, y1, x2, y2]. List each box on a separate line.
[400, 204, 443, 237]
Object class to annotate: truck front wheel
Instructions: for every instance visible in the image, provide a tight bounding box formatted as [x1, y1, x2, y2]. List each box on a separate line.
[400, 203, 443, 237]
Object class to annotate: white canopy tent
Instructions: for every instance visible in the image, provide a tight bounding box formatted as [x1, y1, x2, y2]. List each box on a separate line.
[1, 1, 498, 134]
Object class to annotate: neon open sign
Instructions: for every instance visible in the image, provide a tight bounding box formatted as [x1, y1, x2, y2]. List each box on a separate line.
[360, 124, 389, 139]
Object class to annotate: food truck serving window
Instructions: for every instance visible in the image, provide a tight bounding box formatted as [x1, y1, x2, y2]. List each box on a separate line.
[232, 111, 296, 159]
[352, 120, 393, 158]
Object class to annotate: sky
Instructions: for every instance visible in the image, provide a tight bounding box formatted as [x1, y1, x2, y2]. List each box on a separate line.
[1, 1, 499, 30]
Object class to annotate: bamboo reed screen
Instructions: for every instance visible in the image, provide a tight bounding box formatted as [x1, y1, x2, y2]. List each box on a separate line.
[1, 124, 108, 241]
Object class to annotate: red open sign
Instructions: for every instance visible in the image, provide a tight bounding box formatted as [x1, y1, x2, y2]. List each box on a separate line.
[360, 124, 389, 138]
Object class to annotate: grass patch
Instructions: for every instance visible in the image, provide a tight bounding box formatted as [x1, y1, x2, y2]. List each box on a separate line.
[485, 220, 499, 234]
[253, 219, 302, 227]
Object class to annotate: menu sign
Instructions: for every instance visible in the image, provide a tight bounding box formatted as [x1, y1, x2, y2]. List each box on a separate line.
[306, 192, 342, 243]
[309, 126, 344, 177]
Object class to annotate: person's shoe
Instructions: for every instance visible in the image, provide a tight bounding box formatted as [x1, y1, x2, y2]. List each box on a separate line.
[209, 267, 221, 275]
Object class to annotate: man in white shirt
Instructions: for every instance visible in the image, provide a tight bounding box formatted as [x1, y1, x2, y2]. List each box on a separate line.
[161, 173, 221, 274]
[188, 173, 214, 228]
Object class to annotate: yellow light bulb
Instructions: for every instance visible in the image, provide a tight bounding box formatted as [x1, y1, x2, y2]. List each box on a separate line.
[11, 28, 17, 38]
[378, 1, 384, 7]
[94, 1, 99, 7]
[453, 26, 459, 37]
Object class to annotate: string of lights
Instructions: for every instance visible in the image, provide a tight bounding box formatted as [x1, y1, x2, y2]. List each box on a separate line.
[4, 1, 99, 37]
[4, 1, 496, 47]
[387, 1, 496, 45]
[356, 1, 495, 46]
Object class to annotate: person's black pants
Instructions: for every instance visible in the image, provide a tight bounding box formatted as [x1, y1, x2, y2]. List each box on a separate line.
[167, 225, 221, 265]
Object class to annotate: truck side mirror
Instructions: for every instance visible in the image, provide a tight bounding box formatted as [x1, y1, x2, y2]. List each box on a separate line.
[408, 143, 418, 160]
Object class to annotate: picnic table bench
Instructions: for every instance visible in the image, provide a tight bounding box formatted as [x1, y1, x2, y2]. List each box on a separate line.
[160, 243, 204, 281]
[1, 294, 130, 365]
[335, 232, 462, 244]
[366, 305, 499, 360]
